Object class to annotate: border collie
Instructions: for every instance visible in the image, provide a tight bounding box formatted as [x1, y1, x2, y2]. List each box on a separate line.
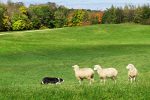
[41, 77, 64, 84]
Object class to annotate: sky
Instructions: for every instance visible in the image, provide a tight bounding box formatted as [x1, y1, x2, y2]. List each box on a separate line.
[1, 0, 150, 10]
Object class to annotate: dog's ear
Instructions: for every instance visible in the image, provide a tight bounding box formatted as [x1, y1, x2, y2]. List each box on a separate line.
[60, 78, 64, 82]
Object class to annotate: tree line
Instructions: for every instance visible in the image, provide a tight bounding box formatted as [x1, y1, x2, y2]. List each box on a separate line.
[102, 5, 150, 24]
[0, 1, 149, 32]
[0, 1, 103, 31]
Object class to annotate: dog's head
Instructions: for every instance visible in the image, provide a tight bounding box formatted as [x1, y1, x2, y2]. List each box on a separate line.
[58, 78, 64, 83]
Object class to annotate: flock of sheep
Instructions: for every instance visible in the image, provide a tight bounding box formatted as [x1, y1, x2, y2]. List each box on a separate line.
[72, 64, 138, 84]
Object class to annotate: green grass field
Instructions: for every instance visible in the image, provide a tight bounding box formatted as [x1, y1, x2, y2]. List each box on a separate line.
[0, 24, 150, 100]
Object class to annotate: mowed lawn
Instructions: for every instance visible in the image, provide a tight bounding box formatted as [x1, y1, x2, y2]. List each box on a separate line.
[0, 24, 150, 100]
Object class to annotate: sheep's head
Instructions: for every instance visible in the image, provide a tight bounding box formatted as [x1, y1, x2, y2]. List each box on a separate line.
[126, 64, 135, 70]
[72, 65, 79, 71]
[94, 65, 102, 70]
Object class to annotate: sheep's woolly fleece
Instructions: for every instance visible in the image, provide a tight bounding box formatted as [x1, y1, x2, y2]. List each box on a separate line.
[94, 65, 118, 84]
[72, 65, 94, 84]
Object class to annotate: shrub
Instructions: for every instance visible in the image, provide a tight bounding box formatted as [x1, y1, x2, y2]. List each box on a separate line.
[26, 21, 33, 30]
[54, 19, 64, 28]
[12, 20, 26, 31]
[39, 25, 49, 30]
[91, 17, 99, 24]
[3, 16, 12, 31]
[141, 18, 150, 25]
[31, 17, 41, 29]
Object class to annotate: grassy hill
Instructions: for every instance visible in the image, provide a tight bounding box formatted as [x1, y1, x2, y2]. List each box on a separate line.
[0, 24, 150, 100]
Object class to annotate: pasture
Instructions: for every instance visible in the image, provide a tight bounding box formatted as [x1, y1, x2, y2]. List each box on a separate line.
[0, 24, 150, 100]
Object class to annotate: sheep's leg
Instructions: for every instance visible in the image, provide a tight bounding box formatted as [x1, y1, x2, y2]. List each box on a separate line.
[100, 77, 103, 83]
[90, 78, 94, 84]
[103, 79, 106, 84]
[89, 79, 92, 85]
[101, 77, 106, 84]
[130, 78, 133, 83]
[100, 77, 105, 84]
[89, 78, 94, 84]
[92, 78, 94, 83]
[79, 80, 82, 84]
[114, 79, 116, 84]
[77, 77, 82, 85]
[100, 79, 103, 83]
[79, 78, 83, 85]
[112, 77, 116, 84]
[128, 77, 131, 82]
[88, 77, 92, 85]
[133, 77, 136, 82]
[113, 78, 116, 84]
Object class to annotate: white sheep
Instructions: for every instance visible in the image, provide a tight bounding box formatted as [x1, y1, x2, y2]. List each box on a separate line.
[72, 65, 94, 84]
[94, 65, 118, 84]
[126, 64, 138, 83]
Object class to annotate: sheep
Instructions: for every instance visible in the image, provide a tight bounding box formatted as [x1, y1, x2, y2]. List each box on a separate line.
[126, 64, 138, 83]
[94, 65, 118, 84]
[72, 65, 94, 84]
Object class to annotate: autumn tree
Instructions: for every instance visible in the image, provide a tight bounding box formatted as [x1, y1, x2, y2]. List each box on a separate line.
[71, 9, 89, 26]
[90, 11, 103, 24]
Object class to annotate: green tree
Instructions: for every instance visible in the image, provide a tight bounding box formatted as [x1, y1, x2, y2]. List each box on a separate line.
[142, 5, 150, 19]
[134, 6, 143, 23]
[71, 9, 89, 26]
[29, 3, 57, 28]
[115, 7, 124, 24]
[123, 5, 135, 23]
[0, 4, 5, 31]
[102, 5, 117, 24]
[30, 16, 41, 29]
[3, 15, 11, 31]
[19, 6, 27, 15]
[54, 6, 68, 28]
[141, 5, 150, 24]
[123, 5, 130, 22]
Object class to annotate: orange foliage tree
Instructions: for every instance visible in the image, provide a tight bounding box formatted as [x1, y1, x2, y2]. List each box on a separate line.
[89, 11, 103, 24]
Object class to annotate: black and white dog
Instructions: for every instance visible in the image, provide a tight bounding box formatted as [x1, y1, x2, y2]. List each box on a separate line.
[41, 77, 64, 84]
